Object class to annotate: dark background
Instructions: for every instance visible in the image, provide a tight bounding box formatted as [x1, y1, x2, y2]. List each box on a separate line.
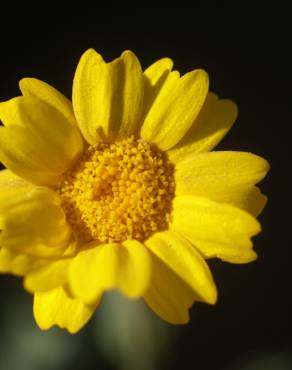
[0, 8, 291, 370]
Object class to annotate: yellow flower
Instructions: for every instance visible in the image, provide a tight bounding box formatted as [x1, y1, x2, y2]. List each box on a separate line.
[0, 49, 269, 333]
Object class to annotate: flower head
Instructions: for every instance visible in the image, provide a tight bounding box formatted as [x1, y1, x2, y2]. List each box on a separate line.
[0, 49, 269, 333]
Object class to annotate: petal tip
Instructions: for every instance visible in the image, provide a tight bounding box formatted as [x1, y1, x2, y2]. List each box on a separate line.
[121, 49, 136, 57]
[120, 50, 141, 66]
[79, 48, 104, 64]
[192, 68, 209, 83]
[207, 286, 218, 305]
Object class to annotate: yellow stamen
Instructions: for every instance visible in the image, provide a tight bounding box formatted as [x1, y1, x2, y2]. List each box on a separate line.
[58, 136, 175, 243]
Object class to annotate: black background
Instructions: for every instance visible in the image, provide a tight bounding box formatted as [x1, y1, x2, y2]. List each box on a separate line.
[0, 8, 291, 370]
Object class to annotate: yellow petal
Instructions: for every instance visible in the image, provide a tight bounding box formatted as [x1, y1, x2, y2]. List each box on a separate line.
[175, 152, 269, 216]
[69, 243, 117, 305]
[141, 69, 209, 151]
[0, 96, 83, 185]
[176, 183, 267, 217]
[0, 170, 32, 208]
[171, 195, 261, 263]
[223, 186, 267, 217]
[0, 169, 32, 229]
[175, 151, 270, 187]
[0, 248, 45, 276]
[174, 151, 269, 216]
[145, 231, 217, 304]
[143, 252, 196, 324]
[19, 78, 77, 126]
[194, 240, 258, 264]
[142, 57, 173, 119]
[72, 49, 104, 144]
[118, 240, 152, 298]
[69, 241, 151, 305]
[0, 187, 73, 258]
[0, 169, 29, 189]
[24, 258, 70, 293]
[33, 287, 96, 333]
[144, 57, 174, 81]
[73, 49, 144, 144]
[168, 93, 238, 162]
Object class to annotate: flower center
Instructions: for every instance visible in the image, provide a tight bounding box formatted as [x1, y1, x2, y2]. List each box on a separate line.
[58, 136, 175, 244]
